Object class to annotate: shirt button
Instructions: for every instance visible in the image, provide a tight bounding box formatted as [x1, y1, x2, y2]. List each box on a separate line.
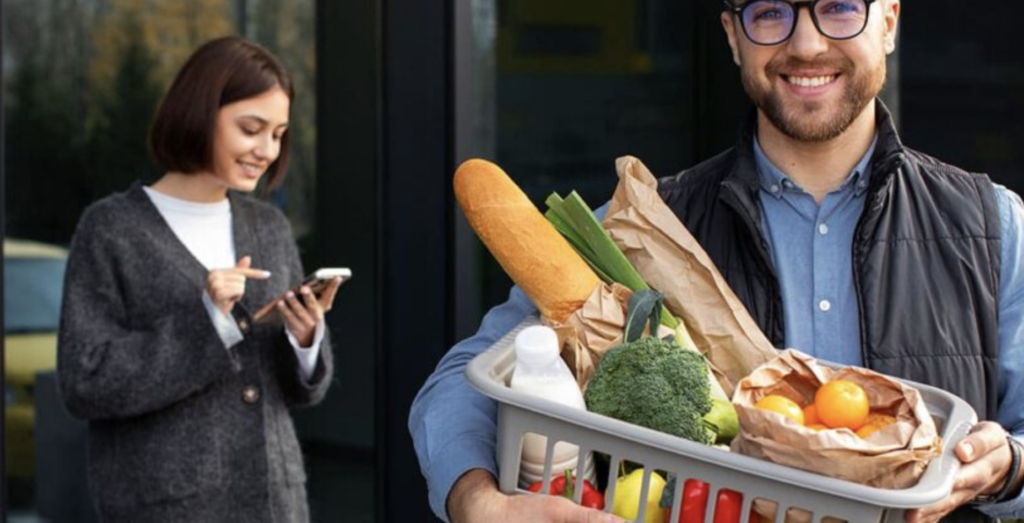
[238, 319, 250, 333]
[818, 223, 829, 235]
[242, 386, 261, 404]
[770, 184, 780, 194]
[819, 300, 832, 312]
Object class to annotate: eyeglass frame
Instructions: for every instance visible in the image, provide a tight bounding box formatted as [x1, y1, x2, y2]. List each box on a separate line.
[723, 0, 878, 46]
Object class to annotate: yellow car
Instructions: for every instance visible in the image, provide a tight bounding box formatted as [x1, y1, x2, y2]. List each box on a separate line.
[4, 238, 67, 480]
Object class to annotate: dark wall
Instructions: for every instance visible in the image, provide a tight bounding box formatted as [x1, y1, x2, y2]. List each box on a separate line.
[379, 0, 453, 520]
[899, 2, 1023, 191]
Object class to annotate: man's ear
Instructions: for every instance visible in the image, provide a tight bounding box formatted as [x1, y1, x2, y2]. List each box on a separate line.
[883, 0, 900, 55]
[721, 11, 742, 66]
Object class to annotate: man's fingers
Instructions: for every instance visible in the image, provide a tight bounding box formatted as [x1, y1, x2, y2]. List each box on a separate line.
[956, 422, 1006, 463]
[580, 508, 623, 523]
[905, 487, 975, 523]
[544, 496, 623, 523]
[236, 255, 252, 269]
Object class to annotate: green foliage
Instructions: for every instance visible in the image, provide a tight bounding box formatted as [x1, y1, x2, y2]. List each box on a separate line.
[87, 22, 162, 198]
[584, 336, 715, 445]
[5, 58, 91, 243]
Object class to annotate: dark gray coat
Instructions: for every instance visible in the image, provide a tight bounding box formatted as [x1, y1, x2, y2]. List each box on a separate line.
[58, 183, 334, 523]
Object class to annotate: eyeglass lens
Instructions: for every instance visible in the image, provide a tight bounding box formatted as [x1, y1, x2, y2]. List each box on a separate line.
[740, 0, 870, 44]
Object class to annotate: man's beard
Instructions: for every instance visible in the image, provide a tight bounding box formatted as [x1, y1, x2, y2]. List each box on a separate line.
[741, 55, 886, 142]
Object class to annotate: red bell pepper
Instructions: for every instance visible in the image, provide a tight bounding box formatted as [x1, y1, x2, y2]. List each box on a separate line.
[663, 479, 758, 523]
[527, 470, 605, 509]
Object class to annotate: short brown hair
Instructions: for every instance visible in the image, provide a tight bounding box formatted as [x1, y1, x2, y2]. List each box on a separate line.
[149, 36, 294, 190]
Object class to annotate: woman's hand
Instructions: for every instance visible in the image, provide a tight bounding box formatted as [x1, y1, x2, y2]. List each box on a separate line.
[207, 255, 271, 316]
[277, 276, 344, 347]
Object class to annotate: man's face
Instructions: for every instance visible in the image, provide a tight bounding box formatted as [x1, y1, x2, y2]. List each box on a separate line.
[721, 0, 900, 142]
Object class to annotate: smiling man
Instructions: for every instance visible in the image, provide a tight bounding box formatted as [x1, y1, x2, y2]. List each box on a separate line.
[409, 1, 1024, 522]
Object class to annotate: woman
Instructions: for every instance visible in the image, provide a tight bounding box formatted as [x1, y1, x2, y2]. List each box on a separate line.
[57, 36, 340, 523]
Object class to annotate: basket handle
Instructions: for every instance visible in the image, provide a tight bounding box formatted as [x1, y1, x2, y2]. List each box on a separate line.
[934, 421, 974, 491]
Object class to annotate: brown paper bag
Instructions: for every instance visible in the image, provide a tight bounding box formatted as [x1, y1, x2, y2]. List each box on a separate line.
[731, 349, 942, 488]
[544, 283, 630, 389]
[546, 282, 678, 390]
[603, 155, 779, 392]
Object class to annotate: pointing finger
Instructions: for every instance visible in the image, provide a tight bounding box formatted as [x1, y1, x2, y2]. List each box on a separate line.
[228, 268, 272, 279]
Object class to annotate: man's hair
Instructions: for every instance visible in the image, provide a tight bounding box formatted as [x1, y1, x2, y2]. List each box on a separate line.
[149, 36, 294, 190]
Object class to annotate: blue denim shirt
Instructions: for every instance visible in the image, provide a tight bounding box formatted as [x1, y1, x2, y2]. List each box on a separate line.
[409, 145, 1024, 520]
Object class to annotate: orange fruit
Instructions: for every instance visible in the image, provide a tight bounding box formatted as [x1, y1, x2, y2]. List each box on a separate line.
[755, 394, 805, 425]
[856, 424, 881, 439]
[814, 380, 870, 430]
[807, 423, 829, 431]
[856, 413, 897, 439]
[802, 404, 820, 426]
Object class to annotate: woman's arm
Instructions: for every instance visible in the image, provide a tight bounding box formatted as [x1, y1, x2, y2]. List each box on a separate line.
[57, 208, 238, 420]
[272, 218, 334, 408]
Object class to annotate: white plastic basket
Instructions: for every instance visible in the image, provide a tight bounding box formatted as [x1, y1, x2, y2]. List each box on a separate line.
[465, 317, 977, 523]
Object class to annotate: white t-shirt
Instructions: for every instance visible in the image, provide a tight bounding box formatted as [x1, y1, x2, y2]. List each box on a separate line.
[143, 186, 322, 381]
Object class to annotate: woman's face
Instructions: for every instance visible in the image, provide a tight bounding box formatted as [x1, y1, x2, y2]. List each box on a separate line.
[209, 86, 290, 193]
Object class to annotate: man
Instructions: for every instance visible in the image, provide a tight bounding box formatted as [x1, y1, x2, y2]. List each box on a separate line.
[410, 1, 1024, 521]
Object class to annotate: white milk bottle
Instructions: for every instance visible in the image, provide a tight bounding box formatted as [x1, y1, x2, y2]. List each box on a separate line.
[509, 325, 593, 487]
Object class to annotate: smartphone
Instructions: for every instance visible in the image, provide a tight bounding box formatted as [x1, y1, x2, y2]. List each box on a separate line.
[253, 267, 352, 322]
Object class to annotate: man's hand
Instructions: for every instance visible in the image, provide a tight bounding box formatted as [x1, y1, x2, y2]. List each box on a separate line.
[448, 469, 624, 523]
[905, 422, 1021, 523]
[207, 255, 271, 315]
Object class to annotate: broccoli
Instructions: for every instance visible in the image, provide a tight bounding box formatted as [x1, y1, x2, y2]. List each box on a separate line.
[584, 336, 716, 445]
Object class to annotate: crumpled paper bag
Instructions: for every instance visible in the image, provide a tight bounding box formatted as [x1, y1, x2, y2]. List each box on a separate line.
[545, 282, 679, 390]
[543, 282, 630, 389]
[603, 155, 779, 394]
[731, 349, 942, 488]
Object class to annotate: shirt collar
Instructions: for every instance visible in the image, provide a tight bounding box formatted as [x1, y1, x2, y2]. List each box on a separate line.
[754, 134, 879, 200]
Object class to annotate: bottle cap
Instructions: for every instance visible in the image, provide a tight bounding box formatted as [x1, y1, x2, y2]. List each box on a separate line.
[514, 325, 560, 364]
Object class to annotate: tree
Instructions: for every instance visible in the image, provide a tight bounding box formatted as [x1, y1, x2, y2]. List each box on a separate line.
[86, 19, 163, 200]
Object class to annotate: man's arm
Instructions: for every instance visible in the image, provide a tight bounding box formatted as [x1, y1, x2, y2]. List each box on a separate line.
[408, 286, 537, 521]
[908, 185, 1024, 522]
[972, 185, 1024, 519]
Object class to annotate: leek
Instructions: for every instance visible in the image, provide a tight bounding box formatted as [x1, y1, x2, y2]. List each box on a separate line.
[545, 191, 678, 329]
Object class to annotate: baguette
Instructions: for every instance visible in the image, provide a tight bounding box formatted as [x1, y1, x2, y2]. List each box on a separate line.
[454, 159, 601, 323]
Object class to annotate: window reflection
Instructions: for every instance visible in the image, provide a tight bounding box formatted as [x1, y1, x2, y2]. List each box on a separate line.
[3, 0, 317, 518]
[472, 0, 697, 312]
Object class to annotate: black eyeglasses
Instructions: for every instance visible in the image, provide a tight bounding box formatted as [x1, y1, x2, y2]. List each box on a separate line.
[724, 0, 876, 46]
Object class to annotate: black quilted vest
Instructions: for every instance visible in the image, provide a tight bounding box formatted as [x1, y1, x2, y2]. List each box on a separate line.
[658, 103, 1001, 522]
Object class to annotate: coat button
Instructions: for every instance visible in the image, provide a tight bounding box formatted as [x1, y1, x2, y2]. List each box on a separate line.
[242, 386, 260, 404]
[238, 318, 250, 333]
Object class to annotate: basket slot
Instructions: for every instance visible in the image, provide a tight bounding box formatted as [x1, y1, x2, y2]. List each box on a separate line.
[602, 457, 664, 523]
[636, 466, 654, 522]
[516, 430, 591, 490]
[603, 455, 623, 511]
[571, 444, 593, 505]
